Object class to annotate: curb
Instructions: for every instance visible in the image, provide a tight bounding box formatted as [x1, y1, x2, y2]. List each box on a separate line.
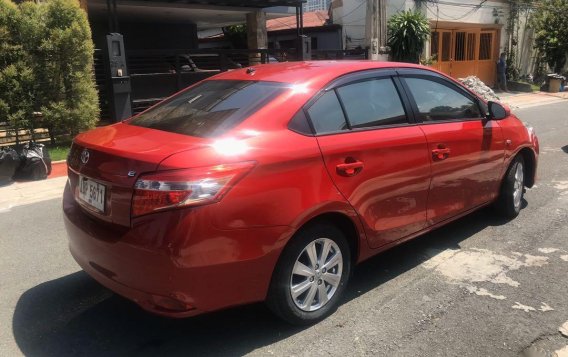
[48, 160, 68, 179]
[500, 91, 567, 110]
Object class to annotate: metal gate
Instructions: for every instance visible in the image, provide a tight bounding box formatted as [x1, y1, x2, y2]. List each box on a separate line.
[431, 28, 498, 87]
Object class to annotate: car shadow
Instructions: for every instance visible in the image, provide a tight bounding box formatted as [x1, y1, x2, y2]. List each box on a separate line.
[561, 145, 568, 154]
[12, 208, 513, 356]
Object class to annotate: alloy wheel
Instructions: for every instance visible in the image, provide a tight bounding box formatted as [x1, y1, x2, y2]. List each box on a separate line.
[513, 163, 524, 209]
[289, 238, 343, 312]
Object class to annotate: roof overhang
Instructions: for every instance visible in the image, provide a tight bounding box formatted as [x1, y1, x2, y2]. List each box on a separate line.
[121, 0, 304, 7]
[87, 0, 304, 29]
[430, 20, 504, 30]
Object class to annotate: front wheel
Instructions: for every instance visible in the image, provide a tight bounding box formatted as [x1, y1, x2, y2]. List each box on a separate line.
[495, 155, 525, 219]
[267, 223, 351, 325]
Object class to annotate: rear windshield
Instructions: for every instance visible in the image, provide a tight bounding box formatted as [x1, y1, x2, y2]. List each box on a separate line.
[129, 80, 287, 137]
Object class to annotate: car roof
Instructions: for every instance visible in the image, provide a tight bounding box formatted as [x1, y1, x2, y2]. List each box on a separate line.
[210, 61, 433, 88]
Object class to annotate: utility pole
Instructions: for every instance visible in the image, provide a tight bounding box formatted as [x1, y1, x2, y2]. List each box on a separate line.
[365, 0, 389, 61]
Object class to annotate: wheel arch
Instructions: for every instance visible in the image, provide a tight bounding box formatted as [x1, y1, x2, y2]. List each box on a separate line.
[517, 147, 537, 188]
[299, 212, 361, 265]
[278, 209, 364, 272]
[265, 211, 361, 324]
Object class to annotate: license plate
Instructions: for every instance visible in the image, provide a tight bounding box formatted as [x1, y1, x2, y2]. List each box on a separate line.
[78, 176, 106, 212]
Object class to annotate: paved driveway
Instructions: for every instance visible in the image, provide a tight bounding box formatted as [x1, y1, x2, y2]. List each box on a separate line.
[1, 101, 567, 356]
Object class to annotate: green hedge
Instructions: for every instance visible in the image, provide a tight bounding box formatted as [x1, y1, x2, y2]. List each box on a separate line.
[0, 0, 98, 143]
[387, 10, 430, 64]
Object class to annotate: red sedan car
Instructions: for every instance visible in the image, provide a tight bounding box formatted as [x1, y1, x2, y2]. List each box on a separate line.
[63, 61, 539, 325]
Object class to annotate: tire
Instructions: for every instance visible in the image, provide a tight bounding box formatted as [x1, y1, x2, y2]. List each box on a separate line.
[267, 222, 352, 325]
[495, 155, 525, 219]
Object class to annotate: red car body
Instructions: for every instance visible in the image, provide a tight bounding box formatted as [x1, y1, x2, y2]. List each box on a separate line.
[63, 61, 539, 318]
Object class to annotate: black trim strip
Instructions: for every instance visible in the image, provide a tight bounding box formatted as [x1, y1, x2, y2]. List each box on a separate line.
[314, 123, 420, 137]
[334, 88, 352, 130]
[392, 76, 417, 124]
[324, 69, 398, 91]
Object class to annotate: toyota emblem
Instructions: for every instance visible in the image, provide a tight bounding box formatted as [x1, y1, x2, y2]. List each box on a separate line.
[80, 149, 90, 164]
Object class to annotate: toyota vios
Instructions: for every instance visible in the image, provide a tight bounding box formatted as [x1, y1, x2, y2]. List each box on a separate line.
[63, 61, 539, 325]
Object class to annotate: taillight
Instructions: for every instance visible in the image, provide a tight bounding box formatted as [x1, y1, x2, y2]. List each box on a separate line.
[132, 161, 255, 217]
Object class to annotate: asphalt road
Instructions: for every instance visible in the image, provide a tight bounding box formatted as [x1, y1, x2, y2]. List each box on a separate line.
[1, 101, 567, 357]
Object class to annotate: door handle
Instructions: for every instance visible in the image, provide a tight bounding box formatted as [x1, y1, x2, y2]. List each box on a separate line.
[432, 145, 451, 160]
[336, 160, 364, 177]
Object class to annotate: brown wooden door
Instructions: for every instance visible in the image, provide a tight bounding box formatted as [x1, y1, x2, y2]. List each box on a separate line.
[477, 30, 497, 87]
[434, 30, 452, 75]
[450, 30, 479, 79]
[430, 28, 496, 87]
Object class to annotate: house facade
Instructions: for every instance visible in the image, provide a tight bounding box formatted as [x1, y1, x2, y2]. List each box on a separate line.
[81, 0, 304, 121]
[266, 11, 342, 52]
[303, 0, 332, 12]
[332, 0, 510, 86]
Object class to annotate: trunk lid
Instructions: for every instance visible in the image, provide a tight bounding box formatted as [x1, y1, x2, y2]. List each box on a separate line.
[68, 122, 208, 226]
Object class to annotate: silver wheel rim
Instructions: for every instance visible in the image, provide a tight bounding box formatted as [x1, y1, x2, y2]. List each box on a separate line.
[513, 163, 524, 209]
[290, 238, 343, 312]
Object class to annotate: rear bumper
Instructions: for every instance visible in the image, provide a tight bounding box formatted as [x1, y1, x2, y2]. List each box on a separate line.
[63, 182, 291, 317]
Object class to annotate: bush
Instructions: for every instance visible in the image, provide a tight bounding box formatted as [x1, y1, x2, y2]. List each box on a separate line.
[0, 0, 98, 142]
[532, 0, 568, 74]
[0, 0, 32, 135]
[223, 25, 247, 49]
[387, 10, 430, 63]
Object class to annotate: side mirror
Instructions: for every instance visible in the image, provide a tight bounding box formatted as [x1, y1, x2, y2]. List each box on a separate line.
[487, 101, 510, 120]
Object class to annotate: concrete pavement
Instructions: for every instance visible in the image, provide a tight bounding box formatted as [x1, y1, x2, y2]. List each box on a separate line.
[0, 177, 66, 213]
[0, 161, 67, 212]
[1, 99, 568, 357]
[499, 90, 568, 110]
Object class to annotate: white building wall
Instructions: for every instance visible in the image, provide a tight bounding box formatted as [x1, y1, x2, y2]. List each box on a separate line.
[387, 0, 412, 18]
[332, 0, 412, 49]
[332, 0, 367, 50]
[516, 11, 537, 76]
[424, 0, 506, 25]
[423, 0, 509, 55]
[333, 0, 509, 53]
[304, 0, 332, 12]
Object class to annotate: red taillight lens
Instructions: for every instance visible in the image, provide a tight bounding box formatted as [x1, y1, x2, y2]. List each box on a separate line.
[132, 161, 255, 217]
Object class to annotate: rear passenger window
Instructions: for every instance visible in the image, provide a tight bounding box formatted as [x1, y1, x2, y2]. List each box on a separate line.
[336, 78, 407, 128]
[129, 80, 286, 138]
[307, 91, 348, 134]
[403, 77, 481, 121]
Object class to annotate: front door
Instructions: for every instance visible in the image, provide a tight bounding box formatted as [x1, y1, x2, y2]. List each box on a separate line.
[432, 30, 453, 76]
[306, 72, 431, 248]
[399, 71, 505, 225]
[430, 28, 497, 87]
[450, 30, 480, 79]
[477, 31, 497, 87]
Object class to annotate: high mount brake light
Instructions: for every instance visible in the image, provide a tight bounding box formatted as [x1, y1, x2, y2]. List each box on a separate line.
[132, 162, 255, 217]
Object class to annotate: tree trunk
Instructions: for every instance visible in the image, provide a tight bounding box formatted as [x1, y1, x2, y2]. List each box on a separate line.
[48, 126, 56, 145]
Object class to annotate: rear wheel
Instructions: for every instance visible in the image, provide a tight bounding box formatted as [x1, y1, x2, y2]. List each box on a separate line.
[267, 223, 351, 325]
[495, 155, 525, 219]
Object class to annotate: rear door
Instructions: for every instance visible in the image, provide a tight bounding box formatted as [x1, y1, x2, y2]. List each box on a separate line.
[398, 69, 505, 225]
[308, 70, 431, 249]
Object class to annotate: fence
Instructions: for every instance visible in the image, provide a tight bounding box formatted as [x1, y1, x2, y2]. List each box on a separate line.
[0, 122, 51, 148]
[125, 48, 298, 114]
[91, 47, 370, 117]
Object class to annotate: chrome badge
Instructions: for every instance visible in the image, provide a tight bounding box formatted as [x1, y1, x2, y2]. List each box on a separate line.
[80, 149, 90, 164]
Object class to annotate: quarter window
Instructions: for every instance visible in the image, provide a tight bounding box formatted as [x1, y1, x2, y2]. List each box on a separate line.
[336, 78, 407, 128]
[306, 91, 348, 134]
[404, 77, 481, 121]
